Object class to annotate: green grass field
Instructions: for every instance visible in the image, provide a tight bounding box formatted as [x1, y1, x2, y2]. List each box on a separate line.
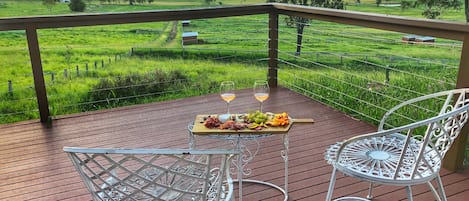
[0, 0, 465, 125]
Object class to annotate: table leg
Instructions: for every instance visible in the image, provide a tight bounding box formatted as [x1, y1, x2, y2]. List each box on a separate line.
[281, 134, 289, 196]
[236, 137, 243, 201]
[188, 122, 195, 149]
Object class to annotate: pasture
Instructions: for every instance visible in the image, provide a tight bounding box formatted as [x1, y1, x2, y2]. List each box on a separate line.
[0, 0, 465, 125]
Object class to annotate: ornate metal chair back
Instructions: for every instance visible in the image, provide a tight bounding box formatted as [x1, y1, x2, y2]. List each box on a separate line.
[377, 88, 469, 180]
[64, 147, 237, 201]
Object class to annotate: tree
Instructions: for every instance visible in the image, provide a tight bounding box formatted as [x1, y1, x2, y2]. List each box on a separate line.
[464, 0, 469, 22]
[401, 0, 461, 19]
[420, 0, 461, 19]
[268, 0, 344, 55]
[69, 0, 86, 12]
[205, 0, 216, 5]
[42, 0, 56, 12]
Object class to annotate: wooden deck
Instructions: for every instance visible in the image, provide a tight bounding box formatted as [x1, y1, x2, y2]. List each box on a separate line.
[1, 87, 469, 201]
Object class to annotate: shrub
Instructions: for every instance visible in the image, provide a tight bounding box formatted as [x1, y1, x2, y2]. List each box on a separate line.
[69, 0, 86, 12]
[81, 69, 188, 110]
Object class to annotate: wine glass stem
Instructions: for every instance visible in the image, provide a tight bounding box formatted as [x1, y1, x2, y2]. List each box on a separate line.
[227, 102, 230, 114]
[259, 102, 263, 113]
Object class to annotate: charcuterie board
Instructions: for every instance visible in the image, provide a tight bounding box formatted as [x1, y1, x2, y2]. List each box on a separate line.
[191, 114, 314, 135]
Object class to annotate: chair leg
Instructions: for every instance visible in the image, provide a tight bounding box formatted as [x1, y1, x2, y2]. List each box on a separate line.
[426, 181, 442, 201]
[436, 175, 448, 201]
[405, 186, 414, 201]
[326, 167, 337, 201]
[366, 183, 373, 200]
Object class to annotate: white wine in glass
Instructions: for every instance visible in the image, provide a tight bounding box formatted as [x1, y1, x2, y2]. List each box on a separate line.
[253, 80, 269, 112]
[220, 81, 236, 114]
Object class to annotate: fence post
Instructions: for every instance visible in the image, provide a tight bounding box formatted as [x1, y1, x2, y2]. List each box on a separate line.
[385, 65, 390, 84]
[76, 65, 79, 76]
[8, 80, 12, 94]
[85, 63, 89, 76]
[94, 61, 97, 69]
[51, 72, 54, 82]
[64, 68, 68, 78]
[109, 57, 111, 64]
[268, 11, 278, 88]
[102, 60, 104, 68]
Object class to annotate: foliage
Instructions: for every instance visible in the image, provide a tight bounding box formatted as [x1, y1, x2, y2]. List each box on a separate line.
[42, 0, 56, 12]
[401, 0, 418, 9]
[81, 69, 188, 110]
[400, 0, 462, 19]
[267, 0, 344, 55]
[466, 0, 469, 22]
[69, 0, 86, 12]
[205, 0, 216, 5]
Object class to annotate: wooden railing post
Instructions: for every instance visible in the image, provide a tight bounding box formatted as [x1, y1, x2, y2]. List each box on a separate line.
[268, 11, 278, 88]
[26, 25, 50, 123]
[443, 34, 469, 171]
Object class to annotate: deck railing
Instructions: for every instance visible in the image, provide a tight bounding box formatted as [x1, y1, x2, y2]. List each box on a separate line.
[1, 3, 469, 170]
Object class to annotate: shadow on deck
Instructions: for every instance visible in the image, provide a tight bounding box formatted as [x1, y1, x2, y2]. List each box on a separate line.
[1, 87, 469, 200]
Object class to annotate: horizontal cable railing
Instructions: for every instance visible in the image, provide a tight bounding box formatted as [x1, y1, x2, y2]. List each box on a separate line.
[1, 3, 469, 168]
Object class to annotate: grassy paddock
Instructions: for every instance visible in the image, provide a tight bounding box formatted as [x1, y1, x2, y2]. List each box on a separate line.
[1, 0, 468, 167]
[0, 0, 464, 126]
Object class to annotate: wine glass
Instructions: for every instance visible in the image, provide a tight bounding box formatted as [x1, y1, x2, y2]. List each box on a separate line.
[220, 81, 236, 114]
[253, 80, 269, 112]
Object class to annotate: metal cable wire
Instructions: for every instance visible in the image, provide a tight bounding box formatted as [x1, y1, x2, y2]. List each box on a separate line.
[0, 109, 38, 117]
[277, 38, 455, 87]
[57, 88, 184, 109]
[278, 32, 459, 70]
[277, 49, 440, 100]
[277, 52, 441, 113]
[277, 63, 420, 124]
[278, 28, 459, 69]
[309, 29, 462, 49]
[278, 76, 382, 123]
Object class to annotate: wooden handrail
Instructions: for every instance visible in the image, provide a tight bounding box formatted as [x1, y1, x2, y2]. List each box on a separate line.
[2, 3, 469, 40]
[272, 3, 469, 41]
[0, 4, 271, 30]
[1, 3, 469, 170]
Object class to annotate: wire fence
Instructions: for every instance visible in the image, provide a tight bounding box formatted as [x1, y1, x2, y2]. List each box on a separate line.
[1, 14, 468, 164]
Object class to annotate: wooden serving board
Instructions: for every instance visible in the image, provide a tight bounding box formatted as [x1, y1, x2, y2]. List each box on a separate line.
[191, 114, 314, 135]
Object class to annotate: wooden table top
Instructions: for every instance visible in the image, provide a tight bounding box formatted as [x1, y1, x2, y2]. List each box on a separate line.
[191, 114, 313, 135]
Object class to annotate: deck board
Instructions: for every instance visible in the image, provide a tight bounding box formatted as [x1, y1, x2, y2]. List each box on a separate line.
[1, 87, 469, 200]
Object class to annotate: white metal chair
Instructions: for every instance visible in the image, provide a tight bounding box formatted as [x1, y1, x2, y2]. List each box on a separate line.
[64, 147, 238, 201]
[324, 88, 469, 201]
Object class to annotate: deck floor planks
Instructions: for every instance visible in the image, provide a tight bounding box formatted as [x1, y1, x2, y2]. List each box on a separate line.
[1, 87, 469, 200]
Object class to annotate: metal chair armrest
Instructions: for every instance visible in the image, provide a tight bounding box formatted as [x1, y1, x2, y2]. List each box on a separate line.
[378, 89, 458, 131]
[335, 102, 469, 163]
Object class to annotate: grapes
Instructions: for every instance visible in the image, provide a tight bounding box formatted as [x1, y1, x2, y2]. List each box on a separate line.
[246, 110, 269, 124]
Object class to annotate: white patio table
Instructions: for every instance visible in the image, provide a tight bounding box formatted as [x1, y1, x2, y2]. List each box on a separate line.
[188, 114, 313, 201]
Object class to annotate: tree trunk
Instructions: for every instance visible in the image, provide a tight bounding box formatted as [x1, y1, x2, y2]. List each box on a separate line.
[295, 22, 305, 56]
[129, 0, 133, 5]
[466, 0, 469, 22]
